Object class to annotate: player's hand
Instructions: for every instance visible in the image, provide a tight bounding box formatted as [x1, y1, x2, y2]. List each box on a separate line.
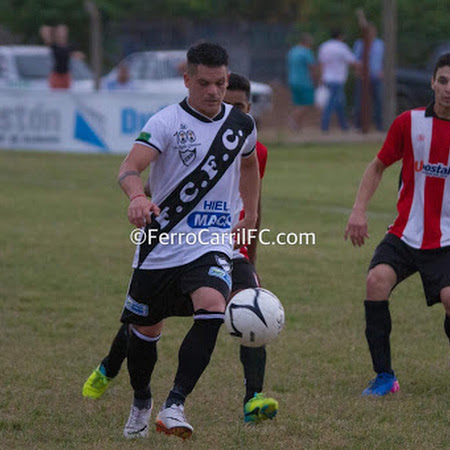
[232, 215, 257, 249]
[344, 208, 369, 247]
[128, 196, 160, 228]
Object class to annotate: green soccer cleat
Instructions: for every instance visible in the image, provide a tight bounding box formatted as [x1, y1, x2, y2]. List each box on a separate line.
[82, 365, 112, 399]
[244, 393, 278, 424]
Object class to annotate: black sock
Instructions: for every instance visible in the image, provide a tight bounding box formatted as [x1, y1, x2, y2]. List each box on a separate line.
[364, 300, 393, 375]
[127, 326, 159, 406]
[101, 323, 129, 378]
[444, 314, 450, 342]
[166, 310, 224, 407]
[240, 345, 266, 404]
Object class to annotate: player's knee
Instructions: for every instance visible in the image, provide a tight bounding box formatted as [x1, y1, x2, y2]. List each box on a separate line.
[191, 286, 227, 312]
[366, 265, 396, 300]
[132, 321, 163, 338]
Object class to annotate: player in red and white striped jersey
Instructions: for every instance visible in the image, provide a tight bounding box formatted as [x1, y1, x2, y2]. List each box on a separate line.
[345, 53, 450, 396]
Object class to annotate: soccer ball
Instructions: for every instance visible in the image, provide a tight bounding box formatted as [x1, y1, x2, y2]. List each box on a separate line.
[224, 288, 285, 347]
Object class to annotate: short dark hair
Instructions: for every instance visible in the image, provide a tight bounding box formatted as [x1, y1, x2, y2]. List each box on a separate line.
[227, 73, 251, 100]
[187, 42, 228, 73]
[433, 53, 450, 78]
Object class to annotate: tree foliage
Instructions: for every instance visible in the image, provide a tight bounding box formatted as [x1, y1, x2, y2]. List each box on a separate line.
[1, 0, 448, 67]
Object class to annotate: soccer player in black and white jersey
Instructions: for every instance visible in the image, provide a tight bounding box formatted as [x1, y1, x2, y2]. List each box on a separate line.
[85, 43, 260, 439]
[82, 71, 279, 432]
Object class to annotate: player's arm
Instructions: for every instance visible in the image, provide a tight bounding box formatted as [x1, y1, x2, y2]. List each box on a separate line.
[344, 156, 387, 247]
[118, 143, 161, 228]
[234, 151, 260, 246]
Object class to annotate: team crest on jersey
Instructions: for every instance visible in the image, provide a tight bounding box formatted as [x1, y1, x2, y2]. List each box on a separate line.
[179, 148, 197, 166]
[174, 124, 200, 166]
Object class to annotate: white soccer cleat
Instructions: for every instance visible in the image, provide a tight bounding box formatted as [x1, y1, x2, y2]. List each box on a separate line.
[155, 403, 193, 440]
[123, 400, 153, 439]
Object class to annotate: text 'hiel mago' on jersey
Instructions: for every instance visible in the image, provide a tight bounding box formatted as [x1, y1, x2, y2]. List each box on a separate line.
[134, 102, 256, 269]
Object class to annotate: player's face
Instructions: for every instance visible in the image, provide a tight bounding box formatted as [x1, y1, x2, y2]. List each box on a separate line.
[224, 90, 251, 114]
[184, 65, 228, 118]
[432, 66, 450, 111]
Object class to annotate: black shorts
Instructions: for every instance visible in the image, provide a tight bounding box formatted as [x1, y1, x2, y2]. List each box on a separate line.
[369, 233, 450, 306]
[231, 257, 260, 292]
[121, 252, 232, 326]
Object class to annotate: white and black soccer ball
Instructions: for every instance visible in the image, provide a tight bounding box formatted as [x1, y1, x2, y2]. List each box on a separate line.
[224, 288, 285, 347]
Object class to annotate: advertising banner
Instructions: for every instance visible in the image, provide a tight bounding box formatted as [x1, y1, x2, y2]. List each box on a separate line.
[0, 89, 183, 154]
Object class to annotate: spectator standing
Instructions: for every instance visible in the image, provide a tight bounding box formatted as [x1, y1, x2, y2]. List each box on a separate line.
[106, 63, 135, 90]
[286, 33, 317, 130]
[39, 24, 83, 89]
[318, 30, 358, 131]
[353, 23, 385, 131]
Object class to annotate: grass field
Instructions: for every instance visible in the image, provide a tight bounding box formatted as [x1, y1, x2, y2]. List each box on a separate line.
[2, 143, 450, 449]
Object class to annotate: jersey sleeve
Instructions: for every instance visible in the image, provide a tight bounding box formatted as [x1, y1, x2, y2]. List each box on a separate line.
[134, 112, 168, 153]
[377, 112, 409, 166]
[241, 117, 257, 158]
[256, 141, 268, 178]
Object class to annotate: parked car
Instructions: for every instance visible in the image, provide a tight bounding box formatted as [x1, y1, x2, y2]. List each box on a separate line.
[0, 45, 93, 90]
[102, 50, 273, 119]
[396, 43, 450, 112]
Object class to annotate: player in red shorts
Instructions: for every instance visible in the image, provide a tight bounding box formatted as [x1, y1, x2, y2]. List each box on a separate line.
[345, 53, 450, 396]
[83, 73, 278, 427]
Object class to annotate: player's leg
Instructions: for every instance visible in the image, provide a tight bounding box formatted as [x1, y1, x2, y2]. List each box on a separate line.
[418, 249, 450, 355]
[124, 321, 163, 438]
[362, 234, 415, 396]
[156, 288, 226, 439]
[156, 252, 231, 439]
[441, 288, 450, 345]
[365, 265, 397, 369]
[82, 323, 129, 399]
[232, 259, 278, 423]
[120, 268, 167, 438]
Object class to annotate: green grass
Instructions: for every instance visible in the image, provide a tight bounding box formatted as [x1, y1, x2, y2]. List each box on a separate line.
[2, 144, 450, 449]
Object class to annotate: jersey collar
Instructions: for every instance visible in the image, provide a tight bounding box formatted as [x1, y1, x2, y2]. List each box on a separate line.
[425, 102, 450, 121]
[180, 98, 226, 123]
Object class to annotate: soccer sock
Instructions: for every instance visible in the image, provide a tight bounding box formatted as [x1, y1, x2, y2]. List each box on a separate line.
[100, 323, 129, 378]
[240, 345, 266, 405]
[165, 310, 224, 407]
[444, 314, 450, 343]
[364, 300, 394, 375]
[127, 326, 160, 408]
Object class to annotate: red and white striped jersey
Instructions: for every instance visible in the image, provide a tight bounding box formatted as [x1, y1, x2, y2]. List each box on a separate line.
[377, 104, 450, 249]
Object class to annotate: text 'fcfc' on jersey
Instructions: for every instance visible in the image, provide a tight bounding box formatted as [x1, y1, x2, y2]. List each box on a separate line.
[132, 99, 257, 269]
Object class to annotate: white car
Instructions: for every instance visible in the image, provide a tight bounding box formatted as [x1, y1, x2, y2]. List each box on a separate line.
[0, 45, 93, 90]
[102, 50, 272, 119]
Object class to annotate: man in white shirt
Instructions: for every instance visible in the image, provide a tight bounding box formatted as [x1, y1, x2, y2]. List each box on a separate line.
[318, 29, 358, 131]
